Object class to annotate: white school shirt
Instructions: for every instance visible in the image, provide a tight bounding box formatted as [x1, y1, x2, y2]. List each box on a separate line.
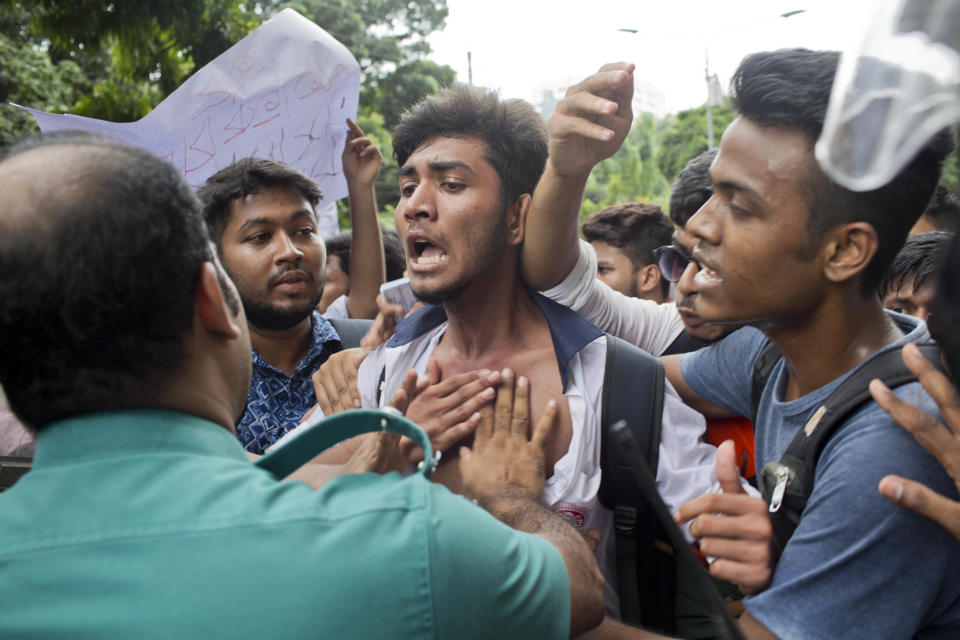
[356, 293, 723, 539]
[320, 294, 349, 320]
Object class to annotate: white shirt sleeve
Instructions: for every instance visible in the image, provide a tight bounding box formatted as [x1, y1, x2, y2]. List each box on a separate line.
[656, 379, 761, 541]
[321, 294, 350, 320]
[540, 239, 685, 356]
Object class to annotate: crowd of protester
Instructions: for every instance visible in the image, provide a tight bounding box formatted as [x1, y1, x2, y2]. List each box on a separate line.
[1, 31, 960, 640]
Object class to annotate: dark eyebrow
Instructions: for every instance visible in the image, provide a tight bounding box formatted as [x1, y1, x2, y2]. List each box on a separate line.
[236, 217, 273, 234]
[398, 160, 475, 178]
[713, 178, 767, 205]
[236, 209, 315, 234]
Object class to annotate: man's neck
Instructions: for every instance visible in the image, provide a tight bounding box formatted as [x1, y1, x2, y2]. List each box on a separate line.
[249, 316, 314, 377]
[767, 293, 903, 401]
[440, 277, 543, 359]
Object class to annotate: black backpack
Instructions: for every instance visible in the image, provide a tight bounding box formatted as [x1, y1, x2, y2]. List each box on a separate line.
[598, 334, 673, 632]
[751, 332, 945, 550]
[599, 334, 744, 638]
[325, 316, 372, 350]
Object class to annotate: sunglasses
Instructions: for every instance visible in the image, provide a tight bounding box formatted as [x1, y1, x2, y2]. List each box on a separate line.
[654, 245, 699, 283]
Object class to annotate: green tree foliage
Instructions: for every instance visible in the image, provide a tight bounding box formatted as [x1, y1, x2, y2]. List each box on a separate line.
[372, 59, 456, 130]
[578, 107, 731, 223]
[276, 0, 447, 77]
[0, 32, 88, 142]
[1, 0, 456, 227]
[657, 102, 734, 183]
[3, 0, 259, 120]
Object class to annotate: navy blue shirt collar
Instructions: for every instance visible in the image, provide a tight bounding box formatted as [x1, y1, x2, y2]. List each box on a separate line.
[238, 312, 342, 454]
[387, 291, 603, 391]
[250, 312, 342, 378]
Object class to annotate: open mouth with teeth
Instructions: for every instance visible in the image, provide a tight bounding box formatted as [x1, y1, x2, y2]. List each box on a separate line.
[698, 266, 721, 282]
[412, 239, 449, 266]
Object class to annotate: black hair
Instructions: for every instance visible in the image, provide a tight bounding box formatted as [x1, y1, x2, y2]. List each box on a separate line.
[325, 231, 352, 275]
[325, 229, 406, 283]
[930, 232, 960, 375]
[582, 203, 674, 299]
[669, 149, 717, 226]
[731, 48, 955, 296]
[0, 132, 222, 430]
[393, 84, 548, 205]
[923, 186, 960, 233]
[197, 157, 322, 248]
[381, 229, 407, 282]
[878, 231, 954, 300]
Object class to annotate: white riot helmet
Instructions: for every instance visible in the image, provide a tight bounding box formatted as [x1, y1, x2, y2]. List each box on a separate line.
[816, 0, 960, 191]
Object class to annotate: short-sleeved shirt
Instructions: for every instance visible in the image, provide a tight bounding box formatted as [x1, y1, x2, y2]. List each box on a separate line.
[682, 317, 960, 639]
[0, 410, 570, 639]
[237, 311, 342, 454]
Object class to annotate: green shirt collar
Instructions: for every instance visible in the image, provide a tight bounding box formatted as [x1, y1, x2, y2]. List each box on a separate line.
[33, 409, 248, 468]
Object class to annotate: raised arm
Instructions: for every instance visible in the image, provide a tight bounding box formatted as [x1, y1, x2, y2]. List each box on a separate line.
[342, 118, 385, 319]
[522, 63, 635, 290]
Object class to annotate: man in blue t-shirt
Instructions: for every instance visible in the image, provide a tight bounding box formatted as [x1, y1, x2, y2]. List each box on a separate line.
[524, 50, 960, 638]
[658, 50, 960, 639]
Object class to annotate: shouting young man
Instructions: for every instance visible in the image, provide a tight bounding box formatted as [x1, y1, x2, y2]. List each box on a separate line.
[526, 52, 960, 638]
[349, 85, 728, 623]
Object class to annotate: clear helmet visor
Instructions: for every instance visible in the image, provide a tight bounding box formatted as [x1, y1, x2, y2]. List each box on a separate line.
[815, 0, 960, 191]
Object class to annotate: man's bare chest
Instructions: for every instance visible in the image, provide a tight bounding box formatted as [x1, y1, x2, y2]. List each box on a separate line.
[430, 345, 574, 480]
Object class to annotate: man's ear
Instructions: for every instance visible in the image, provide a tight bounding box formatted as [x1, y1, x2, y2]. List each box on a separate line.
[506, 193, 531, 246]
[636, 263, 662, 295]
[822, 222, 879, 285]
[196, 262, 242, 339]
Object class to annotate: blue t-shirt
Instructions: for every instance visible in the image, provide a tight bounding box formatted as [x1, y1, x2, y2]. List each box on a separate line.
[682, 317, 960, 639]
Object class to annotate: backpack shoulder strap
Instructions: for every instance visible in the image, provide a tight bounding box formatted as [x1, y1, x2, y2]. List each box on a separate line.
[750, 339, 782, 421]
[661, 330, 713, 356]
[326, 316, 373, 350]
[598, 334, 668, 629]
[600, 334, 664, 478]
[760, 341, 945, 548]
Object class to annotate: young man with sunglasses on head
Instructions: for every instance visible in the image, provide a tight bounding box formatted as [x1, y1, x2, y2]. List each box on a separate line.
[524, 51, 960, 639]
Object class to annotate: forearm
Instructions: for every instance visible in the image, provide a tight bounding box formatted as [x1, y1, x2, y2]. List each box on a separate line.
[575, 617, 674, 639]
[521, 161, 591, 290]
[345, 181, 385, 319]
[481, 487, 605, 638]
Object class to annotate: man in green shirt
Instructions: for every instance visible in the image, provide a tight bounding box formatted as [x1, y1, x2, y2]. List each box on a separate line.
[0, 133, 603, 639]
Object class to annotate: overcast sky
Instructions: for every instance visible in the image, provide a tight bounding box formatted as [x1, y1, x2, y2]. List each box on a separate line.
[427, 0, 879, 115]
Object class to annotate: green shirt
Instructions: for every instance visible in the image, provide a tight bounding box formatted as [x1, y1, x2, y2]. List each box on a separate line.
[0, 410, 570, 638]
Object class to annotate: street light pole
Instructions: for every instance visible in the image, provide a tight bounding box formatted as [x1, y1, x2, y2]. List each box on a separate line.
[702, 9, 806, 149]
[705, 49, 715, 149]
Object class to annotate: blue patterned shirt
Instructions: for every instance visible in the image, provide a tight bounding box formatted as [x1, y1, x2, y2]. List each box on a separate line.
[236, 312, 342, 454]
